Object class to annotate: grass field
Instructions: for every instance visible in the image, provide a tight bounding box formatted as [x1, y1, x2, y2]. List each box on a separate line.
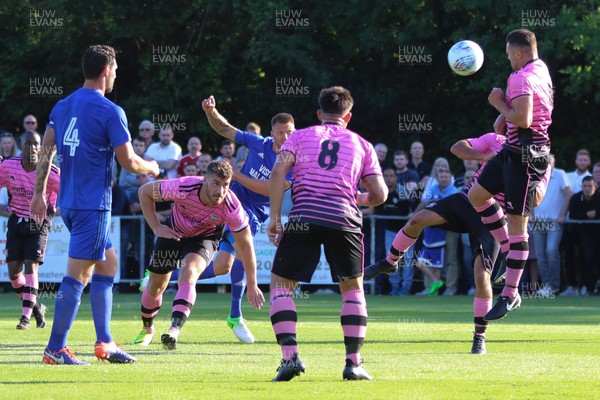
[0, 291, 599, 400]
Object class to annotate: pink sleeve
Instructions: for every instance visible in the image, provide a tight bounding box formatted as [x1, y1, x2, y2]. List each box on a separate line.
[225, 193, 249, 232]
[0, 163, 7, 188]
[361, 142, 382, 178]
[159, 178, 181, 202]
[508, 73, 532, 100]
[467, 133, 504, 154]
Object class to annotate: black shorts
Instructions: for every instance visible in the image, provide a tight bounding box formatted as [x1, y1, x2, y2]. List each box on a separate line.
[476, 145, 549, 216]
[272, 223, 363, 283]
[147, 235, 219, 275]
[5, 214, 51, 264]
[426, 193, 499, 273]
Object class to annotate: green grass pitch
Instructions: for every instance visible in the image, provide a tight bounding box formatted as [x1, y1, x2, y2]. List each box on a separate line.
[0, 292, 599, 399]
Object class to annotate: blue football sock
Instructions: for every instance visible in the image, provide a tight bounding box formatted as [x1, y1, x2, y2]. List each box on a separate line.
[47, 276, 85, 351]
[198, 261, 215, 280]
[229, 259, 246, 319]
[90, 274, 114, 344]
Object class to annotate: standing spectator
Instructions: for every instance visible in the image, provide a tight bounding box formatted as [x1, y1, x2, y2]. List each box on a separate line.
[177, 136, 202, 176]
[423, 157, 455, 196]
[454, 159, 479, 188]
[593, 162, 600, 189]
[216, 139, 235, 167]
[568, 176, 600, 296]
[236, 122, 261, 162]
[22, 114, 38, 133]
[392, 150, 420, 295]
[183, 162, 199, 176]
[407, 141, 432, 189]
[1, 133, 19, 158]
[119, 136, 147, 198]
[374, 143, 388, 167]
[144, 125, 182, 178]
[196, 153, 212, 176]
[531, 155, 572, 295]
[562, 149, 592, 295]
[138, 120, 155, 148]
[566, 149, 592, 193]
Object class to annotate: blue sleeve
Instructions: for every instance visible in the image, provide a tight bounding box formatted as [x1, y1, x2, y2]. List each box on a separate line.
[106, 105, 131, 148]
[235, 129, 265, 151]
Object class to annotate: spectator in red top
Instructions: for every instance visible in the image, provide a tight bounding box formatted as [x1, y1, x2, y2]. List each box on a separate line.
[177, 136, 202, 176]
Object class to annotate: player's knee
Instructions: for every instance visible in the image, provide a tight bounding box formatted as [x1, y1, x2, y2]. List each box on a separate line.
[213, 260, 232, 276]
[407, 213, 425, 230]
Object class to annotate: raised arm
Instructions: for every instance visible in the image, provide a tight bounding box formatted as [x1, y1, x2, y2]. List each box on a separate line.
[231, 226, 265, 309]
[201, 96, 237, 141]
[489, 88, 533, 129]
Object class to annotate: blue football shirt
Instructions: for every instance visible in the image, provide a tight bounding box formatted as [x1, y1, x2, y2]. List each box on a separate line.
[231, 129, 292, 226]
[48, 88, 131, 211]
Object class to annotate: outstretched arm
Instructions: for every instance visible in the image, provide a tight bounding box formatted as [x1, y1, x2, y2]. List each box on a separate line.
[451, 140, 495, 162]
[201, 96, 237, 141]
[232, 170, 290, 197]
[231, 226, 265, 310]
[138, 181, 181, 240]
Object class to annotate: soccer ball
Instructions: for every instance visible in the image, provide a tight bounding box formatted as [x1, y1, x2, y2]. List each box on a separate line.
[447, 40, 484, 76]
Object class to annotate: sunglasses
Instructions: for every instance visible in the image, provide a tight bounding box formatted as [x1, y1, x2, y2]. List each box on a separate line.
[1, 133, 14, 137]
[25, 121, 37, 125]
[139, 128, 153, 131]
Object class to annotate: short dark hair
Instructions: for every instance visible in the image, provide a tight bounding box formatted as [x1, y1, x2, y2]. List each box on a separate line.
[82, 45, 116, 80]
[206, 160, 233, 180]
[220, 139, 234, 149]
[506, 29, 537, 53]
[318, 86, 353, 115]
[394, 150, 408, 158]
[20, 131, 40, 146]
[583, 176, 594, 184]
[184, 162, 198, 168]
[271, 113, 294, 128]
[133, 136, 146, 143]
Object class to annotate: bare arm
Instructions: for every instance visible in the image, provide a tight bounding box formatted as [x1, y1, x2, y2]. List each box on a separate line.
[267, 152, 295, 245]
[557, 186, 574, 223]
[451, 139, 495, 162]
[489, 88, 533, 129]
[357, 175, 388, 207]
[231, 226, 265, 309]
[201, 96, 237, 141]
[232, 170, 290, 197]
[30, 127, 57, 223]
[115, 142, 160, 176]
[138, 182, 181, 240]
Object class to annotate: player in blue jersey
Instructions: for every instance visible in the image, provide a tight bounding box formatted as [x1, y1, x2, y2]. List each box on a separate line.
[31, 45, 159, 365]
[197, 96, 293, 343]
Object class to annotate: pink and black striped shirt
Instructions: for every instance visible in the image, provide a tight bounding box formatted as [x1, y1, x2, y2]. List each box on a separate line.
[505, 59, 553, 146]
[0, 157, 60, 218]
[159, 176, 248, 238]
[280, 123, 382, 233]
[463, 132, 506, 206]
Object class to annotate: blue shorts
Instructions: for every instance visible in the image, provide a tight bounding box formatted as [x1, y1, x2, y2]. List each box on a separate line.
[61, 208, 113, 261]
[418, 246, 444, 269]
[218, 220, 259, 256]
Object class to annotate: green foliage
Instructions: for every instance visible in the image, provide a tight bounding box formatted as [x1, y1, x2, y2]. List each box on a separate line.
[0, 1, 597, 164]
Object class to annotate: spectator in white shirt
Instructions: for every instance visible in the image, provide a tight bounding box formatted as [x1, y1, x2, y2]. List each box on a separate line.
[144, 125, 182, 178]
